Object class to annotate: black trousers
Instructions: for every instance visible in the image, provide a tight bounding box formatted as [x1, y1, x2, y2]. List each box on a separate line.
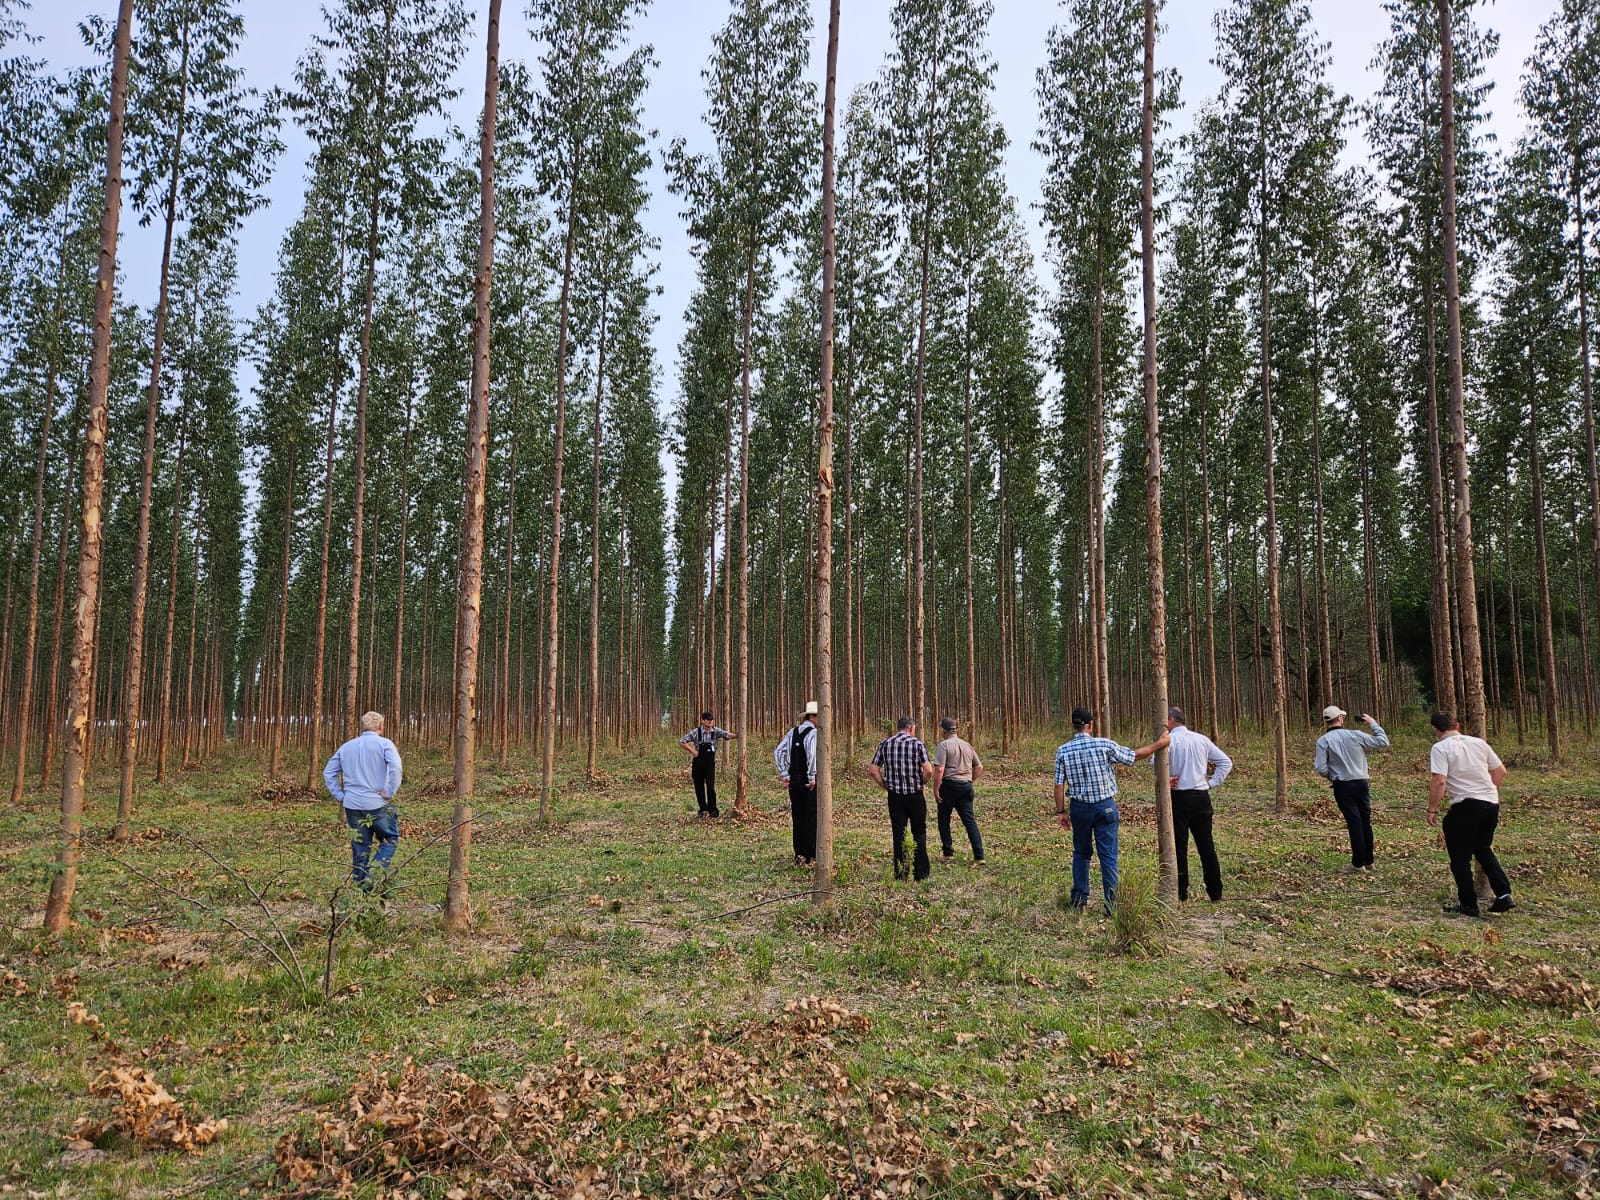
[937, 780, 984, 860]
[888, 790, 930, 881]
[691, 754, 719, 816]
[1171, 787, 1222, 901]
[1442, 798, 1510, 912]
[1331, 779, 1375, 867]
[790, 782, 817, 862]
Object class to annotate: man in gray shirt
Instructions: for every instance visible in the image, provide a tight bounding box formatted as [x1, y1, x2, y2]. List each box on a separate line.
[1313, 706, 1389, 870]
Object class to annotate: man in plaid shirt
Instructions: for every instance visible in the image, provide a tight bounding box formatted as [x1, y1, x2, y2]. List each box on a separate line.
[1053, 707, 1169, 912]
[868, 717, 934, 881]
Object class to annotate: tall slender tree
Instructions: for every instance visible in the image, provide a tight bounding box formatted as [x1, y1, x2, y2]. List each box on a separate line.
[444, 0, 500, 932]
[43, 0, 134, 935]
[668, 0, 815, 811]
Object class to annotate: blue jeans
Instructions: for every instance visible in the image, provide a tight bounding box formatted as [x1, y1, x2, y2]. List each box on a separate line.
[344, 804, 399, 887]
[1069, 799, 1119, 910]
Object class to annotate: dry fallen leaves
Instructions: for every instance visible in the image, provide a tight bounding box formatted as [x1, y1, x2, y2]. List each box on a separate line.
[72, 1067, 228, 1153]
[65, 1002, 226, 1156]
[271, 996, 1056, 1199]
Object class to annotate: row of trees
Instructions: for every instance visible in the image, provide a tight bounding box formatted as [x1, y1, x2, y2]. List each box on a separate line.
[0, 0, 1596, 918]
[667, 0, 1600, 813]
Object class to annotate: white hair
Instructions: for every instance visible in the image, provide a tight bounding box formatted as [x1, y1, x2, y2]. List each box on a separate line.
[360, 711, 385, 732]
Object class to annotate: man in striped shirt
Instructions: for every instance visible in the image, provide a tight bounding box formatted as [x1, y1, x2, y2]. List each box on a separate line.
[868, 717, 934, 881]
[679, 711, 736, 818]
[774, 703, 819, 865]
[1053, 707, 1169, 912]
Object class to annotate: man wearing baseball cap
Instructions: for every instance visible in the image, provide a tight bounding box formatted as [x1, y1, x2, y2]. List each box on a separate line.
[1313, 706, 1390, 870]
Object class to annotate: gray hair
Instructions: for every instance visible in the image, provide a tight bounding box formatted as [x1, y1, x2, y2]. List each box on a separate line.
[1168, 707, 1186, 725]
[360, 711, 385, 732]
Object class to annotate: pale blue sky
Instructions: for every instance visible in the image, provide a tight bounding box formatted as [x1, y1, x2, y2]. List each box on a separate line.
[22, 0, 1546, 429]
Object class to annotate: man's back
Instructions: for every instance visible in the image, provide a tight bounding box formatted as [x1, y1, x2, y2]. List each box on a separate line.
[1169, 725, 1232, 790]
[874, 732, 930, 792]
[1314, 722, 1388, 782]
[325, 731, 402, 811]
[1054, 733, 1133, 803]
[934, 735, 979, 783]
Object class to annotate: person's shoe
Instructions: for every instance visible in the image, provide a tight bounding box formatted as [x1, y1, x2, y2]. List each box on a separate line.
[940, 853, 955, 863]
[1442, 903, 1482, 917]
[972, 858, 986, 867]
[1489, 894, 1516, 913]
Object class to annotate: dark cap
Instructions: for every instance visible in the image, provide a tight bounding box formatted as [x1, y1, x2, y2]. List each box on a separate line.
[939, 717, 957, 732]
[1071, 707, 1095, 728]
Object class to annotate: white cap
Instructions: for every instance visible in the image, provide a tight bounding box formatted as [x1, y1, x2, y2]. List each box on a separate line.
[803, 701, 819, 716]
[1322, 705, 1347, 723]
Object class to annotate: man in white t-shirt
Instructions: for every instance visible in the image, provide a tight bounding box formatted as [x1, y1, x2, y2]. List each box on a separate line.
[1425, 711, 1514, 917]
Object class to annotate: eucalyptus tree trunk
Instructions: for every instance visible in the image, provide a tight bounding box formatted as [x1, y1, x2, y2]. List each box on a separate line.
[1198, 372, 1220, 735]
[45, 0, 134, 934]
[1575, 164, 1599, 659]
[389, 386, 413, 723]
[1437, 0, 1487, 737]
[180, 512, 202, 766]
[445, 0, 500, 931]
[268, 447, 296, 778]
[154, 402, 190, 782]
[11, 239, 65, 804]
[734, 245, 756, 811]
[40, 433, 77, 788]
[909, 15, 940, 734]
[306, 225, 347, 789]
[813, 0, 840, 903]
[962, 277, 976, 736]
[1505, 506, 1525, 742]
[539, 134, 583, 823]
[499, 394, 518, 769]
[1258, 171, 1289, 813]
[116, 10, 192, 840]
[346, 8, 394, 740]
[586, 294, 608, 780]
[1361, 434, 1382, 714]
[1140, 0, 1176, 900]
[1526, 349, 1560, 760]
[1091, 240, 1111, 733]
[1310, 319, 1333, 708]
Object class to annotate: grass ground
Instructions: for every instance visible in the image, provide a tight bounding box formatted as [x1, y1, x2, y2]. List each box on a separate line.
[0, 719, 1596, 1199]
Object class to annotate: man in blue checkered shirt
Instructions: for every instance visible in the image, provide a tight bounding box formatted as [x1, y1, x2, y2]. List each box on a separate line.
[1053, 707, 1169, 912]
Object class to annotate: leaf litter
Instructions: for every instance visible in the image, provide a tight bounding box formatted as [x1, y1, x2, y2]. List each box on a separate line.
[273, 995, 1070, 1198]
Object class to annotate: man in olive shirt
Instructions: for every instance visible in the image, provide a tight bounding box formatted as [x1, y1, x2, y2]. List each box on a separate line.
[932, 717, 984, 864]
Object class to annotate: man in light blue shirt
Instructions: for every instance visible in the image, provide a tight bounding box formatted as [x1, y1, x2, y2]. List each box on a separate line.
[1313, 706, 1389, 870]
[1164, 708, 1233, 902]
[323, 711, 404, 891]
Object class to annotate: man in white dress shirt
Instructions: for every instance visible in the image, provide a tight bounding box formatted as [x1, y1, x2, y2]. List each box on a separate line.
[1164, 707, 1233, 902]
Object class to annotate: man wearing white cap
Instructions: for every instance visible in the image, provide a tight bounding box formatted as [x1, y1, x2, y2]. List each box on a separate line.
[774, 702, 819, 865]
[1313, 706, 1389, 870]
